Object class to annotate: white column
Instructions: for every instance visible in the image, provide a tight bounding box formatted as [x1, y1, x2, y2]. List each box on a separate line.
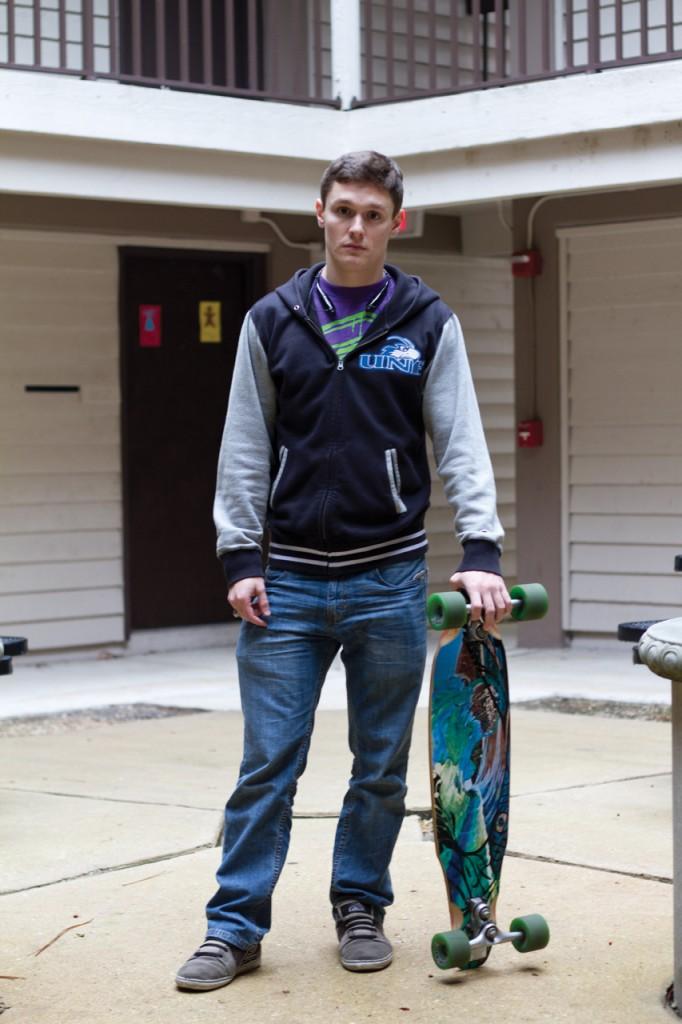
[330, 0, 362, 110]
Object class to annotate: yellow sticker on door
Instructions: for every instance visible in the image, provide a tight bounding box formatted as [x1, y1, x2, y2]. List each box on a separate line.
[199, 301, 222, 343]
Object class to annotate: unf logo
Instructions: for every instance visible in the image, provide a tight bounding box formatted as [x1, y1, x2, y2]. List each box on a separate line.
[359, 336, 424, 376]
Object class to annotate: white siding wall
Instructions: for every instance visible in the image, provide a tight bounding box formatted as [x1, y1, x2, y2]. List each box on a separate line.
[397, 252, 515, 590]
[0, 232, 124, 650]
[0, 235, 513, 650]
[560, 220, 682, 634]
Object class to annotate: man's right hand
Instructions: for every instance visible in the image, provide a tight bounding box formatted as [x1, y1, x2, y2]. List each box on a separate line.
[228, 577, 271, 627]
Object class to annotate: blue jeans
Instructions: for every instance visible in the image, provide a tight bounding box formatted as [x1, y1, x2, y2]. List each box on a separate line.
[205, 557, 428, 949]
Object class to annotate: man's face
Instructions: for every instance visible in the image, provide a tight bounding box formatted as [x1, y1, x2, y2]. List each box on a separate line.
[314, 180, 402, 283]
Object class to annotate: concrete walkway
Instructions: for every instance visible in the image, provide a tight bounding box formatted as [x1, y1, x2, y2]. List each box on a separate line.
[0, 639, 675, 1023]
[0, 629, 671, 719]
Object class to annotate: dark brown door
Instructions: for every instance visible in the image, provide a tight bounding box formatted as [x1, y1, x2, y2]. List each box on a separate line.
[120, 247, 265, 631]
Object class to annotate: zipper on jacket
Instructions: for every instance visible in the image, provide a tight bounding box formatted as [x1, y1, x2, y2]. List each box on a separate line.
[318, 446, 336, 544]
[333, 328, 391, 373]
[297, 307, 392, 371]
[293, 306, 398, 542]
[300, 313, 337, 367]
[302, 314, 325, 342]
[269, 446, 288, 507]
[319, 491, 330, 543]
[385, 449, 407, 515]
[318, 320, 396, 540]
[293, 308, 345, 543]
[340, 326, 391, 368]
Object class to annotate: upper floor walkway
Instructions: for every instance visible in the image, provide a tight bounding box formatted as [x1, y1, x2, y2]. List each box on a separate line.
[2, 1, 682, 214]
[1, 0, 681, 110]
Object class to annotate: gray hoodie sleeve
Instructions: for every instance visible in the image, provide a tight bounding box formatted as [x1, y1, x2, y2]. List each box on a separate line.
[423, 314, 504, 569]
[213, 312, 276, 585]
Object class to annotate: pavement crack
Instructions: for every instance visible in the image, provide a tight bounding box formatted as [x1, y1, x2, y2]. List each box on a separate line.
[0, 784, 221, 813]
[0, 844, 216, 897]
[506, 849, 672, 885]
[291, 811, 343, 819]
[511, 770, 670, 799]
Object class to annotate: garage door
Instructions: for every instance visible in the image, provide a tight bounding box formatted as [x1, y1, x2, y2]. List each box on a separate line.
[560, 220, 682, 634]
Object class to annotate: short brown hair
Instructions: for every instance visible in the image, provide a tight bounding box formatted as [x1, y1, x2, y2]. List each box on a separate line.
[320, 151, 404, 216]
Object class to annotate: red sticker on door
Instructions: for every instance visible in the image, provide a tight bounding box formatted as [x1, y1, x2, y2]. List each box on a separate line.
[139, 305, 162, 347]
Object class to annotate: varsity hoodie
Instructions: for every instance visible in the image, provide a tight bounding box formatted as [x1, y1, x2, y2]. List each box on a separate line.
[214, 263, 504, 586]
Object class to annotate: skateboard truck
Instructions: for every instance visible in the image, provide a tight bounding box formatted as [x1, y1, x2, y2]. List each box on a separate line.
[465, 899, 525, 962]
[432, 899, 550, 971]
[427, 584, 549, 632]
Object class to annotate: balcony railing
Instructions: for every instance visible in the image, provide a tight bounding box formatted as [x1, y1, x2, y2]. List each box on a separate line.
[358, 0, 682, 105]
[0, 1, 681, 108]
[0, 0, 337, 107]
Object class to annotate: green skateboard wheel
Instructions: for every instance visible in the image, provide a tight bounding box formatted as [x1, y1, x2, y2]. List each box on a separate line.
[431, 928, 471, 970]
[509, 584, 549, 622]
[427, 592, 468, 630]
[510, 913, 550, 953]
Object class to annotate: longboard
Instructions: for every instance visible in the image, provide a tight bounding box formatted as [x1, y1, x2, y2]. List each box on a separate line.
[427, 584, 550, 971]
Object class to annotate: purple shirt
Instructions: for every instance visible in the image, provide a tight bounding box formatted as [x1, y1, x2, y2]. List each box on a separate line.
[311, 271, 395, 362]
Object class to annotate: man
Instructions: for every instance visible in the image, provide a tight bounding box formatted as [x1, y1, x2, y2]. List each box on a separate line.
[176, 151, 510, 991]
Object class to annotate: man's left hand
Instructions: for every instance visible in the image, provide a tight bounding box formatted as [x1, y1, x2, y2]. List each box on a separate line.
[449, 570, 512, 631]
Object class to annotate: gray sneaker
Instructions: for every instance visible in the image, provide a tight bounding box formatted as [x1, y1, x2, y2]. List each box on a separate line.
[175, 938, 261, 991]
[333, 900, 393, 972]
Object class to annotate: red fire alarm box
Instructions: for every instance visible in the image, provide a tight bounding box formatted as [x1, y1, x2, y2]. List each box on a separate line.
[511, 250, 542, 278]
[517, 419, 543, 448]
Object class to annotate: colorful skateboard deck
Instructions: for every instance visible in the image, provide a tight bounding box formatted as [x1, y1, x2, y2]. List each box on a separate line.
[427, 585, 550, 971]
